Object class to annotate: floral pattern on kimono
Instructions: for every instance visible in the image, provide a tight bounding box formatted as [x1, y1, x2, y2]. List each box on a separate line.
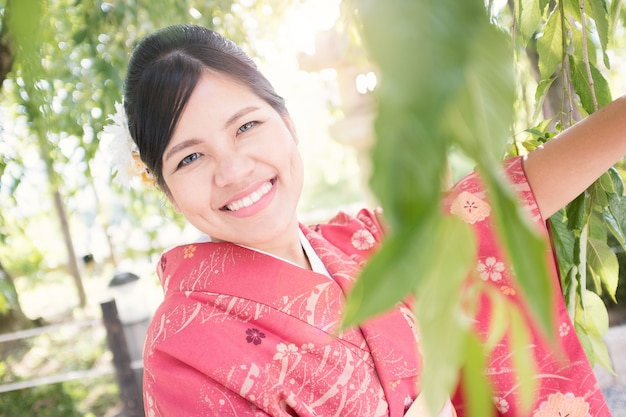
[143, 209, 420, 417]
[446, 156, 611, 417]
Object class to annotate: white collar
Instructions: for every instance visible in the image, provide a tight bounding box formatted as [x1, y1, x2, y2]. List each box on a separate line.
[298, 229, 332, 278]
[192, 230, 332, 279]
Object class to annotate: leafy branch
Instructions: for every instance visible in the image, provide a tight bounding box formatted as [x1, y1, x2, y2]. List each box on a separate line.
[344, 0, 625, 414]
[516, 0, 622, 371]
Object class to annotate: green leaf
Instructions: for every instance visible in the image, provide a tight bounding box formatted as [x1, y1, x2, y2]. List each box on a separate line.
[548, 210, 576, 278]
[537, 7, 563, 80]
[460, 333, 495, 417]
[415, 217, 477, 410]
[566, 192, 588, 231]
[588, 0, 610, 68]
[368, 107, 448, 230]
[569, 56, 612, 114]
[588, 206, 609, 241]
[574, 290, 612, 369]
[587, 237, 619, 299]
[588, 330, 613, 370]
[533, 77, 556, 120]
[482, 288, 511, 351]
[510, 307, 538, 414]
[606, 194, 626, 252]
[518, 0, 542, 45]
[598, 170, 616, 194]
[443, 19, 515, 162]
[607, 167, 624, 196]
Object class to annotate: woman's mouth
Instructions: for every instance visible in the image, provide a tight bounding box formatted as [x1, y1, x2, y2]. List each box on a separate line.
[222, 179, 275, 212]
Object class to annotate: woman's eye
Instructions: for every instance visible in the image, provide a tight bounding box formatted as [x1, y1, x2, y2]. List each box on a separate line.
[178, 152, 200, 168]
[237, 121, 256, 134]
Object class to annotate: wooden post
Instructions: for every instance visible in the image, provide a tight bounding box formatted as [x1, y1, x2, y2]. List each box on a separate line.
[101, 300, 144, 417]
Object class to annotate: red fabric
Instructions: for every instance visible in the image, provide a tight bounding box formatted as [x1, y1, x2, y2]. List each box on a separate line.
[446, 157, 611, 417]
[143, 209, 419, 416]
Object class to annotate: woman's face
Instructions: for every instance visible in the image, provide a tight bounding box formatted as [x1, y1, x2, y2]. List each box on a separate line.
[162, 72, 304, 252]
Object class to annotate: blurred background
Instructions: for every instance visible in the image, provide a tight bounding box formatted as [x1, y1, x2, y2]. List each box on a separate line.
[1, 0, 626, 415]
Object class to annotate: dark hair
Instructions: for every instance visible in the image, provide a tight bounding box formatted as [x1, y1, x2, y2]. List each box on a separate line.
[123, 24, 287, 188]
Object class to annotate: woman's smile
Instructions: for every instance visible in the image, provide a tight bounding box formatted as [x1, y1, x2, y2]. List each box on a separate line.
[222, 177, 277, 214]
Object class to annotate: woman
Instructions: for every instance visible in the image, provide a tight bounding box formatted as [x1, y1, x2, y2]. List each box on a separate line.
[118, 24, 625, 416]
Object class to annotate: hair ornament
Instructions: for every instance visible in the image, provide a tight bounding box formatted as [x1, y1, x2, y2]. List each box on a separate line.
[102, 102, 156, 188]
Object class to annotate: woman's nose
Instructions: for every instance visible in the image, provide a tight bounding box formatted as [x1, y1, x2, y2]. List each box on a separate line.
[214, 150, 254, 187]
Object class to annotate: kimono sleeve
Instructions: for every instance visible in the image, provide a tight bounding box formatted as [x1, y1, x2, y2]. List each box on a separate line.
[316, 208, 385, 261]
[142, 294, 269, 417]
[446, 156, 611, 417]
[144, 361, 262, 417]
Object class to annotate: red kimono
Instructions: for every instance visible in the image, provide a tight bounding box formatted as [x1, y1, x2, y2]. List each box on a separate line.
[143, 157, 611, 417]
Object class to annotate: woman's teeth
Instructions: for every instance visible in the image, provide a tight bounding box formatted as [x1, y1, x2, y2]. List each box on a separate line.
[225, 181, 273, 211]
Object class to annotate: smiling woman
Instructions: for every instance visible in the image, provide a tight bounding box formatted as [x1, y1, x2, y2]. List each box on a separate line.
[116, 23, 624, 417]
[161, 72, 305, 265]
[122, 25, 423, 417]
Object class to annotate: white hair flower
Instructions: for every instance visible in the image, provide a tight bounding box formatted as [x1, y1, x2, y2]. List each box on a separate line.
[102, 102, 155, 188]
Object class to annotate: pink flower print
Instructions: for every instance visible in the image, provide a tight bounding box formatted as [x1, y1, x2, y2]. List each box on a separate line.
[494, 396, 510, 413]
[478, 257, 505, 282]
[559, 322, 571, 337]
[351, 229, 376, 250]
[273, 343, 300, 361]
[245, 328, 266, 345]
[145, 392, 156, 417]
[500, 285, 517, 296]
[533, 392, 591, 417]
[183, 244, 196, 259]
[450, 191, 491, 224]
[404, 395, 414, 409]
[300, 343, 314, 353]
[357, 210, 380, 235]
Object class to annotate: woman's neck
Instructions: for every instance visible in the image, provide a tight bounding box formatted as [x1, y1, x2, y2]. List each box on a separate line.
[233, 225, 312, 270]
[270, 227, 311, 270]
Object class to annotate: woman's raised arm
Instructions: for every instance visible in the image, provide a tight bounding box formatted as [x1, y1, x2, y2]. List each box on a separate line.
[523, 95, 626, 219]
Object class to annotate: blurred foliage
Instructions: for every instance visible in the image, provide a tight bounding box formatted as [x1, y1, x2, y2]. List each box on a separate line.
[0, 382, 80, 417]
[344, 0, 626, 415]
[0, 318, 118, 415]
[507, 0, 625, 373]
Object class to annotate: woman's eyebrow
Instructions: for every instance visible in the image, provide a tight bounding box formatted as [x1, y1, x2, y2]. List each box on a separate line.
[224, 106, 259, 129]
[164, 138, 203, 162]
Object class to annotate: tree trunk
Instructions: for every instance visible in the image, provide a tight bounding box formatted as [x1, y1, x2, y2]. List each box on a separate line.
[0, 6, 15, 88]
[0, 33, 14, 88]
[525, 39, 583, 126]
[507, 0, 583, 126]
[0, 261, 39, 334]
[52, 189, 87, 308]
